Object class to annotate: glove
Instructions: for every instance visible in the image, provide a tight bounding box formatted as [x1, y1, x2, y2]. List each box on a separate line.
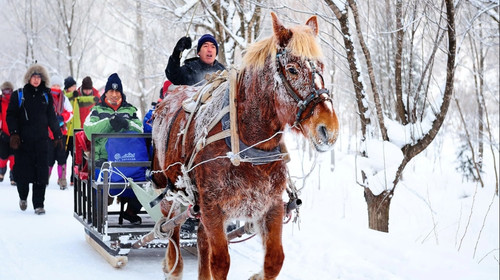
[93, 96, 100, 103]
[53, 138, 63, 149]
[10, 134, 20, 150]
[174, 36, 192, 54]
[72, 91, 78, 98]
[57, 115, 64, 126]
[109, 115, 129, 131]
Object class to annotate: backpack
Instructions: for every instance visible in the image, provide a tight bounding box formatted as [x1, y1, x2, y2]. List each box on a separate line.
[17, 88, 49, 107]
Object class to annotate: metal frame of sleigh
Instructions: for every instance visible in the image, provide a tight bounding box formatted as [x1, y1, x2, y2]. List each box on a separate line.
[72, 130, 199, 268]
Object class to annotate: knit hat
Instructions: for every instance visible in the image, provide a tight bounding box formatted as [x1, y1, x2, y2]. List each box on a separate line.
[160, 80, 176, 99]
[104, 73, 123, 95]
[1, 81, 14, 91]
[81, 76, 93, 90]
[51, 75, 64, 87]
[64, 76, 77, 90]
[197, 34, 219, 55]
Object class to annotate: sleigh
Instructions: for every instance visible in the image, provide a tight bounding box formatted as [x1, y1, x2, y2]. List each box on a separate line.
[72, 130, 198, 268]
[71, 128, 301, 270]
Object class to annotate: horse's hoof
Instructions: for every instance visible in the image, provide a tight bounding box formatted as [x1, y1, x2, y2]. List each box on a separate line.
[248, 273, 263, 280]
[164, 273, 182, 280]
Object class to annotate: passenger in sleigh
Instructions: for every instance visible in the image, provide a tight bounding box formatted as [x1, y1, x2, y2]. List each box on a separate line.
[83, 73, 144, 225]
[165, 33, 225, 86]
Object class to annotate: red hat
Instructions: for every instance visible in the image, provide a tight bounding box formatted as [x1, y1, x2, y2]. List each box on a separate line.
[163, 80, 173, 94]
[160, 80, 175, 99]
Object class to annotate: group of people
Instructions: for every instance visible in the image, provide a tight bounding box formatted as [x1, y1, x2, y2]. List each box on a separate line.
[1, 66, 100, 215]
[3, 33, 225, 223]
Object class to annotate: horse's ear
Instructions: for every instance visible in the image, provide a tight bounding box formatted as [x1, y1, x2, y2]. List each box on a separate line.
[271, 12, 292, 48]
[306, 15, 319, 36]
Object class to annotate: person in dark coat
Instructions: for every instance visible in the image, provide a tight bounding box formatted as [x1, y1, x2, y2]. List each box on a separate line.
[6, 63, 63, 215]
[165, 34, 226, 86]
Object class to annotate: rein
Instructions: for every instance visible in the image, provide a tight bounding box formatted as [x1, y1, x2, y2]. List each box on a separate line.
[276, 49, 332, 125]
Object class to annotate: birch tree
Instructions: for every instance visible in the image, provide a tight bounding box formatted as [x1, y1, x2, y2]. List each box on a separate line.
[455, 0, 499, 192]
[3, 0, 42, 69]
[324, 0, 457, 232]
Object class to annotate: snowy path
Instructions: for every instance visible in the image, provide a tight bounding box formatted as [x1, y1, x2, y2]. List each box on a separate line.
[0, 149, 498, 280]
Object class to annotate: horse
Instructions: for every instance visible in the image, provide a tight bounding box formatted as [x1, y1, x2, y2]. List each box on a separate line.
[151, 12, 339, 280]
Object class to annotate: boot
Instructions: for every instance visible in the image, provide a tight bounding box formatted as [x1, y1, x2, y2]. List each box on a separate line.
[0, 166, 6, 182]
[34, 207, 46, 215]
[119, 197, 142, 225]
[57, 164, 67, 190]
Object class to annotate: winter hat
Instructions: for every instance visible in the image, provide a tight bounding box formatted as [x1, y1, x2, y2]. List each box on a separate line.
[1, 81, 14, 91]
[51, 75, 64, 87]
[104, 73, 123, 95]
[24, 64, 49, 86]
[81, 76, 93, 90]
[64, 76, 77, 90]
[197, 34, 218, 55]
[160, 80, 176, 99]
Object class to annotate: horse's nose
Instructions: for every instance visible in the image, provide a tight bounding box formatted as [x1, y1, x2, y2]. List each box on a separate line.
[317, 124, 329, 144]
[317, 122, 338, 148]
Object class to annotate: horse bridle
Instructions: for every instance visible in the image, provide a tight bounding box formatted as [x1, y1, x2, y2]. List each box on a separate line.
[276, 49, 332, 125]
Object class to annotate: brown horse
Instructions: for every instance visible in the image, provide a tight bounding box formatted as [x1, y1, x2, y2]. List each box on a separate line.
[151, 12, 339, 280]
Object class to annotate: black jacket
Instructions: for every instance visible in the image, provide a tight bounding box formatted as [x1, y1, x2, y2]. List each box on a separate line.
[6, 82, 62, 186]
[6, 83, 62, 143]
[165, 56, 226, 86]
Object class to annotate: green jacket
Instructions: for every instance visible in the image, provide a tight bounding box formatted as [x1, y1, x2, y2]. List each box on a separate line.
[83, 101, 143, 161]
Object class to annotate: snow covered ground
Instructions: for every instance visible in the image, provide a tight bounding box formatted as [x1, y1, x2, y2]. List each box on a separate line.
[0, 136, 498, 280]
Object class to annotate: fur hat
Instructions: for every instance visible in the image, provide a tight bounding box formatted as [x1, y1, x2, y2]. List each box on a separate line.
[1, 81, 14, 91]
[64, 76, 77, 90]
[23, 64, 50, 86]
[51, 75, 64, 87]
[81, 76, 93, 90]
[197, 34, 219, 55]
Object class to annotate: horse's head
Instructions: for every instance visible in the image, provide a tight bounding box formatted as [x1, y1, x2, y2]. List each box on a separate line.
[241, 12, 338, 152]
[271, 12, 339, 152]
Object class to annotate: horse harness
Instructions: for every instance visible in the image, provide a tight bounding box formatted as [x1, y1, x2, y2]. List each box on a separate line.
[151, 53, 329, 207]
[276, 49, 333, 126]
[181, 70, 286, 169]
[149, 70, 285, 207]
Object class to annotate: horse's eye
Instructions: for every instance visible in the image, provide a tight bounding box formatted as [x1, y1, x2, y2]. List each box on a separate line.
[287, 67, 298, 75]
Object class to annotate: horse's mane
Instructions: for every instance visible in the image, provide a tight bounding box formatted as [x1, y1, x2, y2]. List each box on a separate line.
[242, 25, 323, 72]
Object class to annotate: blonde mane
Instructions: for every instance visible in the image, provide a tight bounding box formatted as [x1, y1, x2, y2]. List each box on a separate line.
[242, 25, 323, 72]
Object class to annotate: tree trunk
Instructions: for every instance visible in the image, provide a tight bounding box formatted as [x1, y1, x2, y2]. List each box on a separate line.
[135, 1, 147, 116]
[364, 188, 392, 232]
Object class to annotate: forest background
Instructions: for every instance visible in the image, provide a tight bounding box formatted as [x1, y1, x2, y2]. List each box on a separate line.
[0, 0, 498, 258]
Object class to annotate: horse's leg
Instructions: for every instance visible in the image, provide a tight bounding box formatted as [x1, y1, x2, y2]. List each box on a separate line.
[162, 226, 183, 279]
[197, 222, 212, 280]
[204, 211, 230, 280]
[250, 203, 285, 280]
[160, 226, 183, 280]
